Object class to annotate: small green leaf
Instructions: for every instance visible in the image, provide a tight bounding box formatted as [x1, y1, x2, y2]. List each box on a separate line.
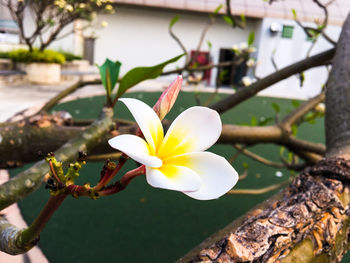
[207, 40, 212, 49]
[272, 102, 280, 113]
[258, 116, 273, 126]
[223, 15, 233, 25]
[247, 31, 255, 46]
[117, 54, 184, 97]
[251, 116, 257, 126]
[169, 15, 180, 28]
[213, 4, 223, 14]
[317, 24, 326, 31]
[240, 14, 246, 27]
[97, 59, 122, 96]
[299, 72, 305, 87]
[291, 124, 298, 136]
[291, 100, 300, 108]
[280, 146, 285, 156]
[291, 8, 297, 20]
[242, 162, 249, 169]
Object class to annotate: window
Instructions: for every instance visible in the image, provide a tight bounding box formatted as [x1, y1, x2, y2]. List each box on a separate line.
[216, 48, 247, 87]
[281, 25, 294, 39]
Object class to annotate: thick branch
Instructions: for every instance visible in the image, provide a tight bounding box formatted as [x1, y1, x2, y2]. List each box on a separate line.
[0, 119, 325, 167]
[209, 48, 335, 114]
[0, 107, 114, 210]
[325, 14, 350, 157]
[178, 158, 350, 262]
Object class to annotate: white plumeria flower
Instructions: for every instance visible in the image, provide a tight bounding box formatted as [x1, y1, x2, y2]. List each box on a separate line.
[239, 42, 248, 50]
[246, 58, 256, 68]
[247, 47, 256, 53]
[101, 21, 108, 28]
[232, 44, 239, 53]
[242, 76, 253, 86]
[109, 98, 238, 200]
[315, 103, 325, 113]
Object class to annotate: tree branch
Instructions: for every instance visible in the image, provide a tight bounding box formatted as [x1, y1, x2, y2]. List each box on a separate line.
[226, 179, 291, 195]
[233, 144, 306, 170]
[0, 107, 114, 210]
[281, 91, 325, 129]
[209, 48, 335, 114]
[325, 14, 350, 158]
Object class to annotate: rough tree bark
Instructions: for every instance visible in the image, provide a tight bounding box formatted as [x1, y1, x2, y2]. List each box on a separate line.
[177, 14, 350, 263]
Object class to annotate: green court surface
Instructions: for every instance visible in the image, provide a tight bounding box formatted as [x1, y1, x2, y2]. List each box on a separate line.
[11, 90, 336, 262]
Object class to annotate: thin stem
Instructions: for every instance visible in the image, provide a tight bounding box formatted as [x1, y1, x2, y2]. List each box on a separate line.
[94, 156, 127, 191]
[226, 179, 290, 195]
[48, 160, 62, 185]
[233, 144, 285, 168]
[20, 194, 67, 245]
[281, 91, 325, 129]
[99, 165, 146, 196]
[120, 165, 146, 187]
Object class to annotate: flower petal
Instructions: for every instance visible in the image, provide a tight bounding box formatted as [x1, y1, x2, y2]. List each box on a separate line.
[108, 134, 162, 168]
[157, 107, 222, 159]
[119, 98, 163, 155]
[146, 165, 201, 192]
[164, 152, 238, 200]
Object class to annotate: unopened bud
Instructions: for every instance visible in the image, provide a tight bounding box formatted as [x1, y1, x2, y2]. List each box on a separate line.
[153, 75, 182, 120]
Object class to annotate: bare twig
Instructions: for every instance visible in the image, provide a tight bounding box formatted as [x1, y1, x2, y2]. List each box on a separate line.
[169, 21, 188, 65]
[281, 91, 325, 129]
[225, 0, 245, 29]
[233, 144, 284, 168]
[226, 179, 290, 195]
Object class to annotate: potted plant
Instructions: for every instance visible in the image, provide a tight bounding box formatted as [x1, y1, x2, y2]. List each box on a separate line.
[8, 49, 65, 85]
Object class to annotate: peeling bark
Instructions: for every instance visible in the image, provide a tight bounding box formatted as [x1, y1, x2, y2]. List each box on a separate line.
[178, 13, 350, 263]
[180, 158, 350, 263]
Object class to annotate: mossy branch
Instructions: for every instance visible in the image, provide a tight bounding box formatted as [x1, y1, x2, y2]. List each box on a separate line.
[0, 107, 114, 211]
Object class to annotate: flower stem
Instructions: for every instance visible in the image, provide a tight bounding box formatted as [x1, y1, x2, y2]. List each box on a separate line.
[99, 165, 145, 196]
[120, 165, 146, 187]
[94, 155, 128, 191]
[18, 194, 67, 247]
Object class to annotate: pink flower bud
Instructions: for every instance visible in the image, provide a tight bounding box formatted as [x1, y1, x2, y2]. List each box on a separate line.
[153, 75, 182, 120]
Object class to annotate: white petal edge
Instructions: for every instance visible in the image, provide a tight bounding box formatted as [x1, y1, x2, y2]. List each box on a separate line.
[146, 165, 201, 192]
[108, 134, 162, 168]
[119, 98, 163, 153]
[157, 106, 222, 157]
[166, 152, 238, 200]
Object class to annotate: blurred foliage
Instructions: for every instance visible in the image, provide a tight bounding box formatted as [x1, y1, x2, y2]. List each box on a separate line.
[8, 49, 66, 64]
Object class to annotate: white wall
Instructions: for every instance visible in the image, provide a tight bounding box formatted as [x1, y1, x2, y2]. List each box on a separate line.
[256, 17, 341, 100]
[95, 6, 261, 86]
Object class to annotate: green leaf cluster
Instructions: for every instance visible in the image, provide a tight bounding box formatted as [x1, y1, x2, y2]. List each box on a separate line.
[247, 31, 255, 46]
[97, 59, 122, 100]
[97, 54, 184, 105]
[116, 54, 184, 97]
[8, 49, 66, 64]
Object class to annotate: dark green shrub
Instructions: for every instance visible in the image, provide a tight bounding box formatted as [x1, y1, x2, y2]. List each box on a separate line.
[60, 51, 82, 62]
[8, 49, 65, 64]
[0, 51, 10, 59]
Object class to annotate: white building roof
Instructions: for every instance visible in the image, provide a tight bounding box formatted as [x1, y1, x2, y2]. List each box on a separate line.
[114, 0, 349, 26]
